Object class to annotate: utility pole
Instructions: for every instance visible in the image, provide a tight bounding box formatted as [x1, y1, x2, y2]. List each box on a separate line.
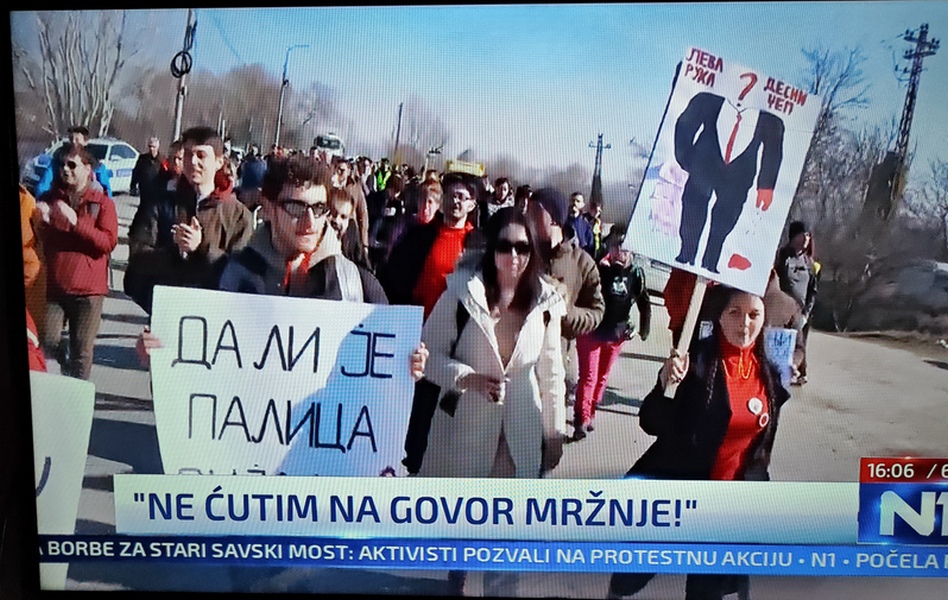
[862, 23, 939, 225]
[275, 44, 308, 150]
[588, 133, 612, 212]
[393, 102, 404, 162]
[170, 8, 196, 142]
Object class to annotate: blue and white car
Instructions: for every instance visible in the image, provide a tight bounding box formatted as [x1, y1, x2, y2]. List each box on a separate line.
[21, 137, 139, 195]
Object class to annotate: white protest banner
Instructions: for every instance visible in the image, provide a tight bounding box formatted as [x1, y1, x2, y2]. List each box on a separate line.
[764, 327, 798, 388]
[624, 47, 820, 296]
[30, 371, 96, 590]
[149, 286, 423, 477]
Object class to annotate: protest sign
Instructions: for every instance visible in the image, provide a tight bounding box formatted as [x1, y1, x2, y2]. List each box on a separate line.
[624, 47, 820, 296]
[31, 372, 96, 589]
[149, 286, 423, 478]
[764, 327, 798, 388]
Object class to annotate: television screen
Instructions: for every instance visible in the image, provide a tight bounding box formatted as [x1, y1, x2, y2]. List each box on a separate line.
[4, 3, 948, 599]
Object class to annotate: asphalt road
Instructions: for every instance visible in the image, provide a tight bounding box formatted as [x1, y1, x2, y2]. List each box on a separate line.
[53, 192, 948, 597]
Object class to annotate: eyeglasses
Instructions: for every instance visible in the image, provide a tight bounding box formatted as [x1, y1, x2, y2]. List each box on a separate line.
[495, 239, 532, 256]
[277, 199, 329, 219]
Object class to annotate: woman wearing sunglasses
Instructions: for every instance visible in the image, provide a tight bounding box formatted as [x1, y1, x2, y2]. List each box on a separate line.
[420, 207, 567, 480]
[419, 206, 566, 596]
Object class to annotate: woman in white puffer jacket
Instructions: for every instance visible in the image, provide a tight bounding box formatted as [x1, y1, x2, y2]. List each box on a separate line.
[419, 207, 567, 479]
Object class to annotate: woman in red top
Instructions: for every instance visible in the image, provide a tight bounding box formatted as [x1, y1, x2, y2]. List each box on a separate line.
[609, 285, 790, 600]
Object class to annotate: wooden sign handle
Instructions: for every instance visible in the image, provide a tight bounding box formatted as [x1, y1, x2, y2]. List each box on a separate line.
[664, 276, 708, 398]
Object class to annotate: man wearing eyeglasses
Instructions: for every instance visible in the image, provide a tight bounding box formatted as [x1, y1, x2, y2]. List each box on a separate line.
[34, 143, 118, 380]
[378, 172, 486, 476]
[35, 125, 113, 198]
[218, 156, 387, 302]
[125, 126, 253, 314]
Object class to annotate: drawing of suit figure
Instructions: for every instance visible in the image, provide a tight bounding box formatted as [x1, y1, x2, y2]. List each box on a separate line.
[673, 92, 784, 273]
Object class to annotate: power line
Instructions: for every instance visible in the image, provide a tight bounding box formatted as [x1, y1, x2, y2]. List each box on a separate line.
[207, 11, 246, 65]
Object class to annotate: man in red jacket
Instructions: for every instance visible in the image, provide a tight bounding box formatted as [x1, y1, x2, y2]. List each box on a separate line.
[35, 143, 118, 379]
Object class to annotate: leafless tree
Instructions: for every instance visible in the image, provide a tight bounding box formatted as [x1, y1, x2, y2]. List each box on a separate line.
[909, 159, 948, 259]
[13, 11, 138, 139]
[800, 46, 871, 135]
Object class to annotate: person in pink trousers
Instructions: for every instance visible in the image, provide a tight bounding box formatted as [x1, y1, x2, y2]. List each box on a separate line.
[573, 227, 651, 440]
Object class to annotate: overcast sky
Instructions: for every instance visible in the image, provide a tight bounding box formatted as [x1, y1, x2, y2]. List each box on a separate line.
[12, 3, 948, 183]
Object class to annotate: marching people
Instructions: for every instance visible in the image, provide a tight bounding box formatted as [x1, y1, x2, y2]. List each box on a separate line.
[34, 143, 118, 380]
[35, 125, 112, 198]
[480, 176, 515, 224]
[367, 173, 408, 270]
[124, 126, 254, 314]
[328, 186, 370, 268]
[236, 143, 267, 209]
[608, 285, 790, 600]
[774, 220, 819, 385]
[130, 136, 163, 198]
[585, 200, 604, 259]
[380, 172, 484, 476]
[526, 188, 605, 410]
[763, 267, 806, 383]
[572, 227, 651, 441]
[331, 155, 370, 259]
[567, 192, 595, 257]
[21, 183, 47, 370]
[419, 207, 566, 595]
[137, 155, 426, 379]
[21, 183, 46, 340]
[514, 184, 532, 214]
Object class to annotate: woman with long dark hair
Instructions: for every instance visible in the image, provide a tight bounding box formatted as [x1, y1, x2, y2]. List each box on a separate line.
[420, 206, 567, 480]
[608, 285, 791, 600]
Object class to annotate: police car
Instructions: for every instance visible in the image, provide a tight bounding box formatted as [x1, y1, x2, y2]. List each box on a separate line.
[21, 137, 139, 195]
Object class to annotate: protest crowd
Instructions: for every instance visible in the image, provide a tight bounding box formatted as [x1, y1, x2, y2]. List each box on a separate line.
[20, 124, 821, 600]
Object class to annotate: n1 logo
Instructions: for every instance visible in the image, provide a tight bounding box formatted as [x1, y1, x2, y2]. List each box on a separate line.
[859, 484, 948, 545]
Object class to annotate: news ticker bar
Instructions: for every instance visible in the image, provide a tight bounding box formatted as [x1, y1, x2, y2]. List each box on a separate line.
[114, 476, 862, 544]
[37, 535, 948, 578]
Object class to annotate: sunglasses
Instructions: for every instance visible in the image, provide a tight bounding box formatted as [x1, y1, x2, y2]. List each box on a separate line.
[62, 160, 84, 170]
[495, 239, 532, 256]
[277, 199, 329, 219]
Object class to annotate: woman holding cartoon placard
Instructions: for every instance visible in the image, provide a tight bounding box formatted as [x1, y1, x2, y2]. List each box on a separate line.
[608, 285, 790, 600]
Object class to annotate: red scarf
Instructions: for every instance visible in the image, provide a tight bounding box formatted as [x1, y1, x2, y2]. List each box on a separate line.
[282, 253, 313, 295]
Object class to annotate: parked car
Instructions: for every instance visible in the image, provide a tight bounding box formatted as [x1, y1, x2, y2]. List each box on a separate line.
[20, 137, 139, 195]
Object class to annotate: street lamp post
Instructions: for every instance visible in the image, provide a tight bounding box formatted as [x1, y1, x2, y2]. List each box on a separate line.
[274, 44, 309, 150]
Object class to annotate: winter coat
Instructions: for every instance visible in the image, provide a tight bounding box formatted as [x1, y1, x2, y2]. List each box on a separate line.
[545, 239, 605, 339]
[124, 182, 253, 313]
[775, 246, 819, 317]
[217, 225, 388, 303]
[237, 155, 267, 191]
[379, 216, 485, 307]
[37, 184, 118, 298]
[419, 259, 567, 478]
[131, 152, 163, 196]
[629, 336, 790, 481]
[566, 214, 595, 257]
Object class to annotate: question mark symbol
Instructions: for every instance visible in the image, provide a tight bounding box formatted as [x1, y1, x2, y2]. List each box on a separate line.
[738, 72, 758, 105]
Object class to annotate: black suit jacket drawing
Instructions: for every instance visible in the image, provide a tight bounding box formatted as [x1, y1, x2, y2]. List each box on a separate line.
[675, 92, 784, 194]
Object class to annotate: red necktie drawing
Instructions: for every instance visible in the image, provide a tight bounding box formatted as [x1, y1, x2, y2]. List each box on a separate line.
[724, 113, 743, 164]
